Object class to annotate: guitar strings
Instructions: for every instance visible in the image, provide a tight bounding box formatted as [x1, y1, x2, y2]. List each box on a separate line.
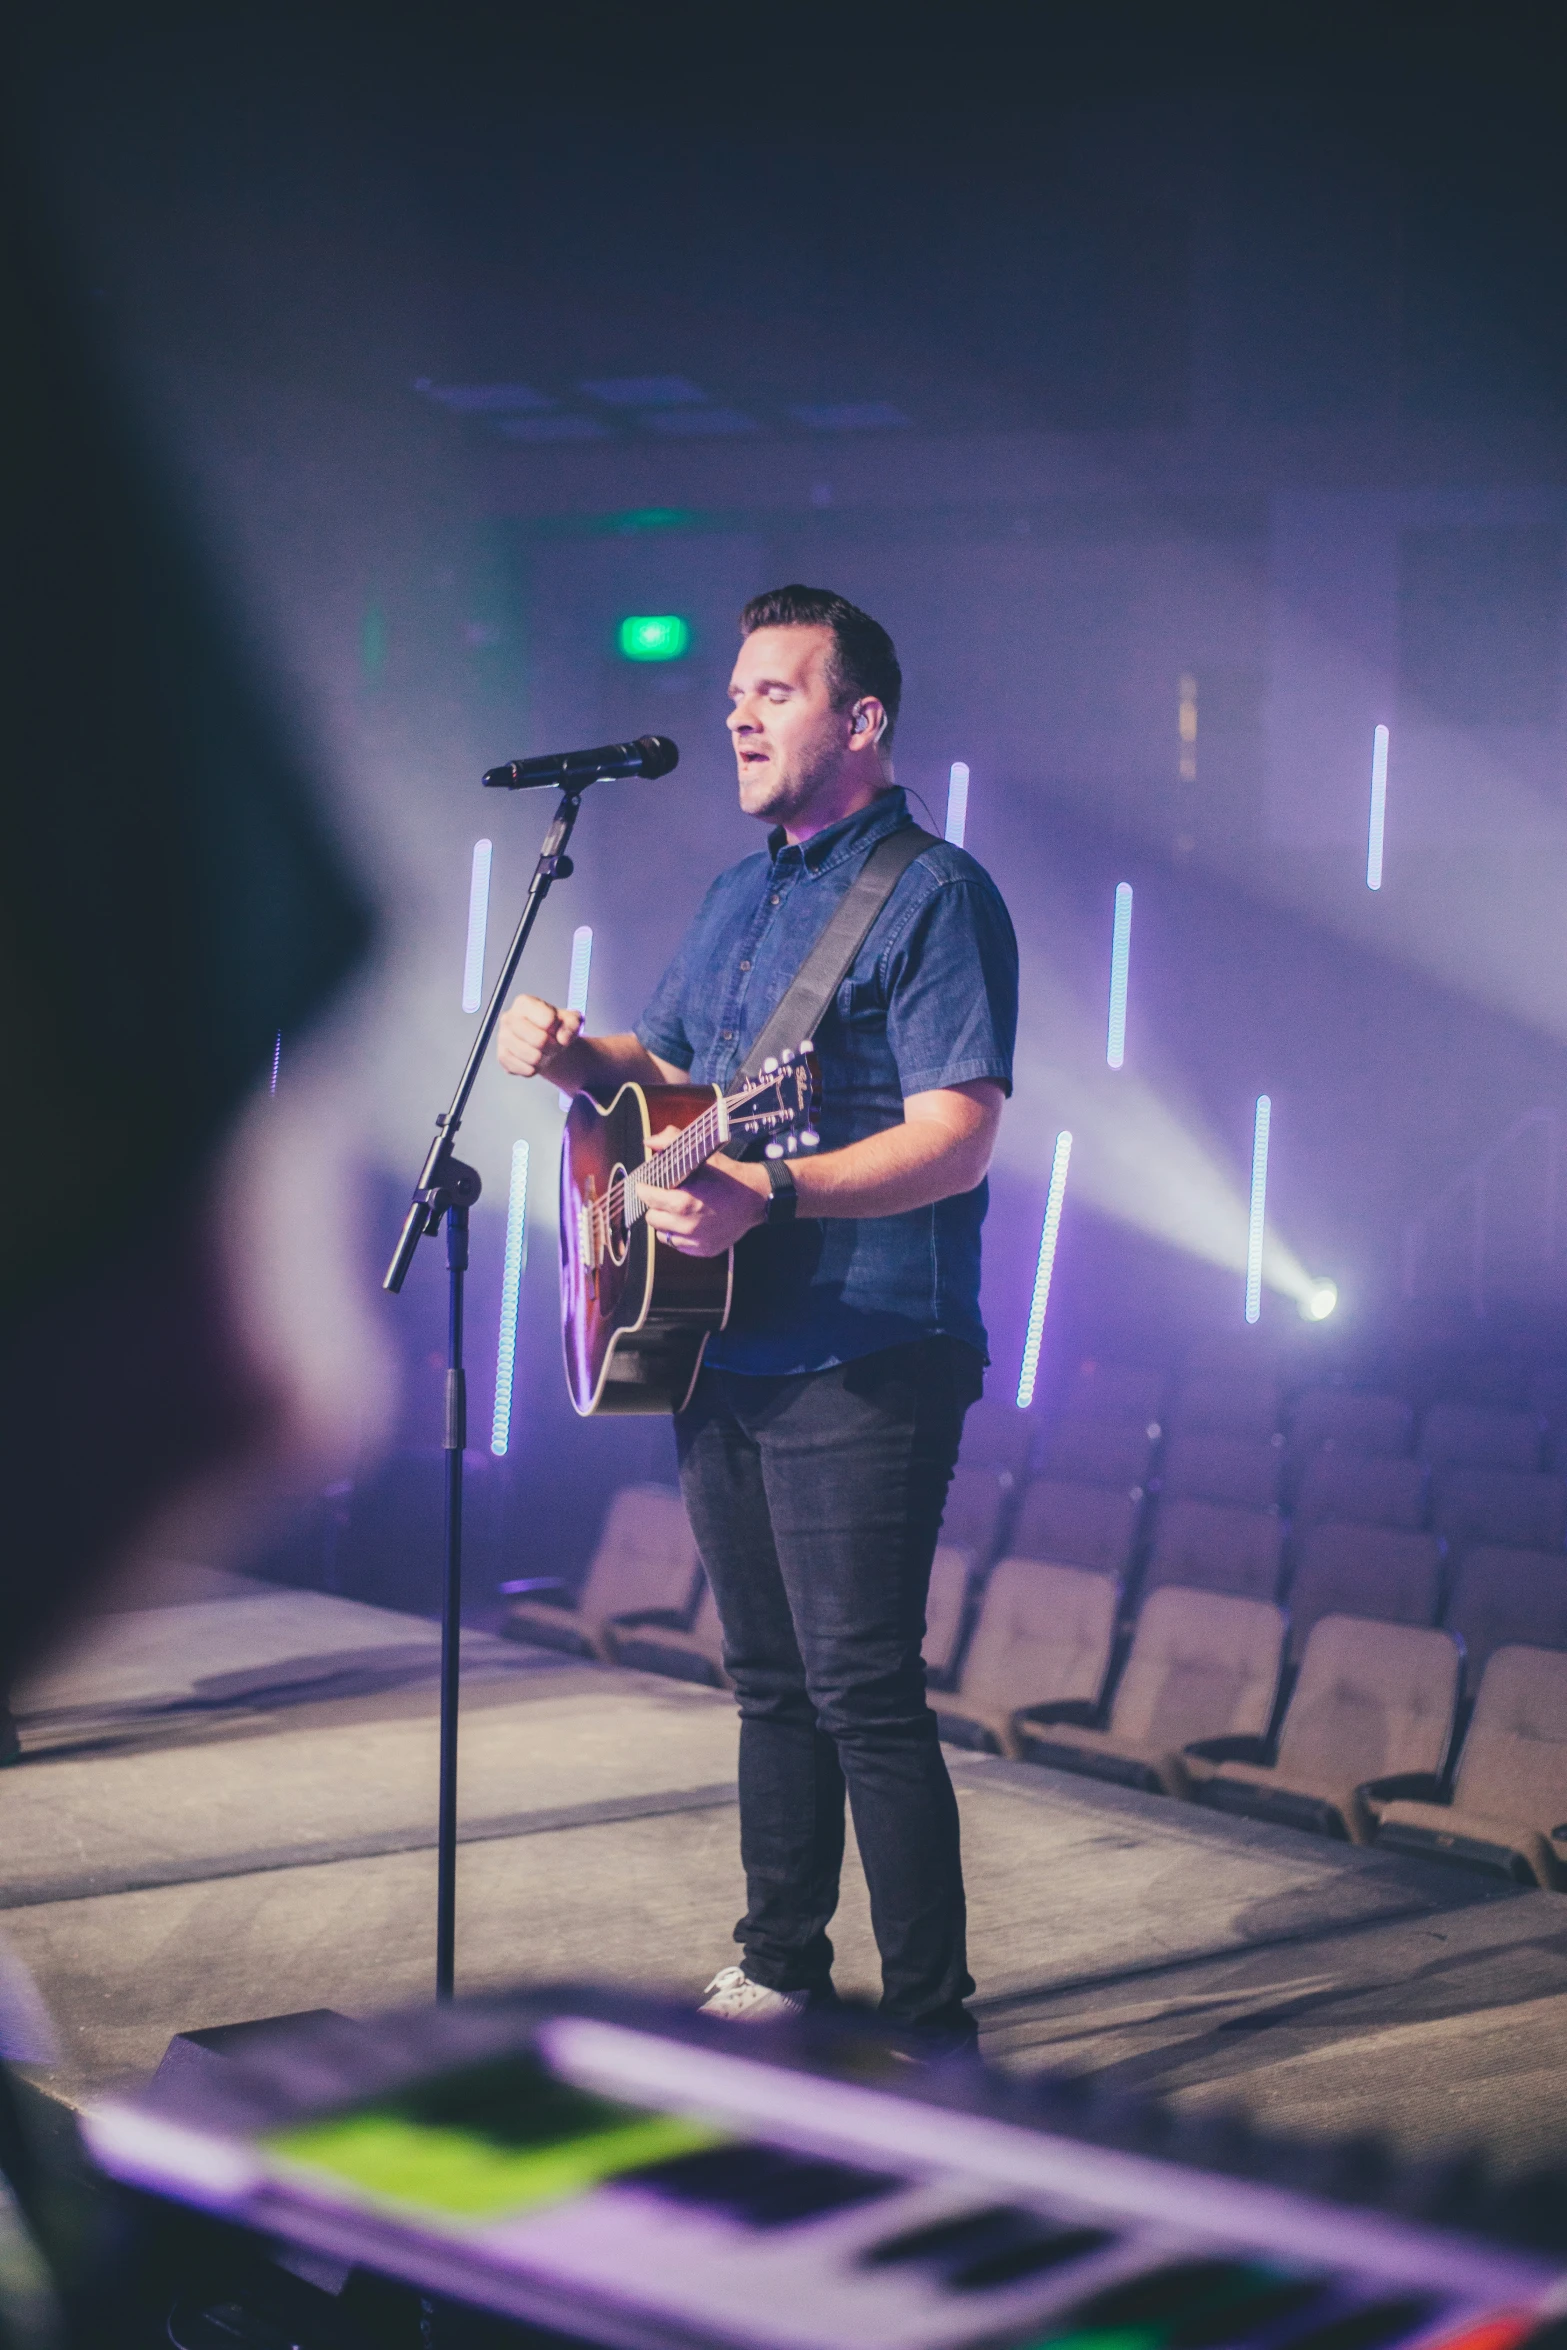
[590, 1080, 771, 1249]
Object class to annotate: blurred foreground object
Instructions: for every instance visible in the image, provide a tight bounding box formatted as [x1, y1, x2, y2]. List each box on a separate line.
[0, 146, 372, 1685]
[0, 140, 372, 2342]
[85, 1982, 1567, 2347]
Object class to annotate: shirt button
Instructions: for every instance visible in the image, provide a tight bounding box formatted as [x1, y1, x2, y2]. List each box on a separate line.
[721, 1029, 734, 1040]
[739, 959, 751, 971]
[768, 893, 781, 906]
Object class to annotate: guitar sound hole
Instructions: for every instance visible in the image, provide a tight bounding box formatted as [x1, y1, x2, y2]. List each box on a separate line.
[605, 1164, 632, 1265]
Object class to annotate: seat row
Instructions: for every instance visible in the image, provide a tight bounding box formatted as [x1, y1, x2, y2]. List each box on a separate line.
[950, 1465, 1567, 1648]
[928, 1517, 1567, 1691]
[1054, 1360, 1567, 1477]
[1035, 1420, 1567, 1549]
[497, 1467, 1567, 1707]
[499, 1483, 1567, 1889]
[928, 1556, 1567, 1890]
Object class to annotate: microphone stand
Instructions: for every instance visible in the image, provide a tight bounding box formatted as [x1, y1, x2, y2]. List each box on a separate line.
[384, 782, 586, 1999]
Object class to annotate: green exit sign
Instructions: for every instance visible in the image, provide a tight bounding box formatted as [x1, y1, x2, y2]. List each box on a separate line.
[618, 613, 691, 662]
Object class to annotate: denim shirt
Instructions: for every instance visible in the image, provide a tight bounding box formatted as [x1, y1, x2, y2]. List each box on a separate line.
[636, 787, 1018, 1377]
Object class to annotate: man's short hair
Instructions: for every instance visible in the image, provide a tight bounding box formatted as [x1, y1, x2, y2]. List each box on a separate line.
[739, 584, 903, 748]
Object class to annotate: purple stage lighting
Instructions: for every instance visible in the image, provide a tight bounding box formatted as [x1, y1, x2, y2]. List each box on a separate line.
[1367, 725, 1389, 891]
[1106, 883, 1133, 1069]
[944, 762, 970, 847]
[462, 839, 493, 1013]
[1245, 1095, 1272, 1324]
[558, 925, 594, 1112]
[491, 1139, 531, 1457]
[1017, 1131, 1073, 1408]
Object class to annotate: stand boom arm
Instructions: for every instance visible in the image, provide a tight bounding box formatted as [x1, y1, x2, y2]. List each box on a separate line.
[384, 787, 583, 1293]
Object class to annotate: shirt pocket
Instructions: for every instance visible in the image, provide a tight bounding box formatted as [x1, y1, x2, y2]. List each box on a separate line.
[833, 963, 888, 1035]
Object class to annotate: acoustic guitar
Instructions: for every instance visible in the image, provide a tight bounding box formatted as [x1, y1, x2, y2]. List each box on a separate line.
[561, 1049, 820, 1415]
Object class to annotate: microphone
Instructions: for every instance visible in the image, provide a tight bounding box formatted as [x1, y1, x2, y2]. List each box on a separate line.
[482, 734, 679, 790]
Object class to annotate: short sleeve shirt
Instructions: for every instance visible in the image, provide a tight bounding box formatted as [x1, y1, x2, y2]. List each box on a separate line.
[635, 787, 1018, 1376]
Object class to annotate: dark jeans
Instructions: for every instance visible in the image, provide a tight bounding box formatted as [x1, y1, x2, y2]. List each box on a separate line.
[675, 1336, 982, 2025]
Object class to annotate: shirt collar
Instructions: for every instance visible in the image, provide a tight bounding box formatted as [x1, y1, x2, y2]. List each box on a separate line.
[767, 786, 912, 877]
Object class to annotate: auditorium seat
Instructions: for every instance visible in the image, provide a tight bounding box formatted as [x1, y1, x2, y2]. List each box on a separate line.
[502, 1483, 702, 1660]
[1367, 1645, 1567, 1888]
[1284, 1524, 1442, 1662]
[1036, 1416, 1157, 1491]
[939, 1462, 1010, 1563]
[606, 1578, 729, 1689]
[932, 1558, 1120, 1757]
[1159, 1431, 1284, 1511]
[1292, 1449, 1426, 1533]
[921, 1544, 975, 1686]
[1060, 1361, 1168, 1427]
[1445, 1548, 1567, 1684]
[1184, 1615, 1461, 1844]
[1430, 1465, 1567, 1556]
[1420, 1402, 1542, 1472]
[1167, 1372, 1282, 1442]
[1288, 1387, 1414, 1461]
[1141, 1496, 1284, 1603]
[1010, 1478, 1143, 1575]
[1019, 1586, 1286, 1797]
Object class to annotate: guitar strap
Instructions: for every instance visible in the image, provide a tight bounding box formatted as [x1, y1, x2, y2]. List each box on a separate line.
[742, 821, 940, 1079]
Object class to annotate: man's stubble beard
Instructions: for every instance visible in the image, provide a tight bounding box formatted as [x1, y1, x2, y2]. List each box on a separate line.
[735, 728, 845, 825]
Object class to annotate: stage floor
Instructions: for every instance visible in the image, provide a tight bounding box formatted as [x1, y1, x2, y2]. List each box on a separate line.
[5, 1568, 1562, 2178]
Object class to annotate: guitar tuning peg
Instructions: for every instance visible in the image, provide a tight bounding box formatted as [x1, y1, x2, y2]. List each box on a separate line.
[801, 1130, 820, 1150]
[764, 1140, 784, 1160]
[762, 1055, 779, 1074]
[785, 1134, 798, 1155]
[779, 1047, 794, 1066]
[799, 1038, 815, 1055]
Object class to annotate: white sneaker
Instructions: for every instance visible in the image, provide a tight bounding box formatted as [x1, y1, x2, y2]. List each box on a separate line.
[699, 1965, 810, 2023]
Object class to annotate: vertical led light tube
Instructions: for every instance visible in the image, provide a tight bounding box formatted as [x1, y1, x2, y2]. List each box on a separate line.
[944, 761, 970, 847]
[462, 840, 493, 1013]
[490, 1140, 530, 1457]
[1367, 725, 1389, 891]
[1245, 1095, 1272, 1325]
[269, 1031, 282, 1096]
[1106, 883, 1133, 1069]
[558, 925, 594, 1112]
[1017, 1131, 1073, 1409]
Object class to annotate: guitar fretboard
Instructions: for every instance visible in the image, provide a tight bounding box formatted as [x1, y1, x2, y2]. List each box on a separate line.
[606, 1097, 728, 1233]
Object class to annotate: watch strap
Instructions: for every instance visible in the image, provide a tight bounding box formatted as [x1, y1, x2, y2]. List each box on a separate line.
[763, 1158, 799, 1222]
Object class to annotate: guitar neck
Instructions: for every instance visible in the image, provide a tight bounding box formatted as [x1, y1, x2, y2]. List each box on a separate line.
[623, 1094, 729, 1228]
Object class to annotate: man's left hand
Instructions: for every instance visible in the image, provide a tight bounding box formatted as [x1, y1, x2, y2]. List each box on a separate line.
[638, 1152, 768, 1256]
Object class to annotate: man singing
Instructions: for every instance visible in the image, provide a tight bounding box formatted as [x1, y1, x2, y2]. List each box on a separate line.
[497, 586, 1017, 2053]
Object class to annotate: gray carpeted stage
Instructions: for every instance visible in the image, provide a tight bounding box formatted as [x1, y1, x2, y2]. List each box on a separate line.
[4, 1566, 1561, 2178]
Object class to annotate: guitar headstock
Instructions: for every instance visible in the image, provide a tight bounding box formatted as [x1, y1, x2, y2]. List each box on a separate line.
[727, 1043, 821, 1157]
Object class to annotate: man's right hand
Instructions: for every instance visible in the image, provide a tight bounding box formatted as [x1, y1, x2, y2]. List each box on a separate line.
[496, 994, 584, 1081]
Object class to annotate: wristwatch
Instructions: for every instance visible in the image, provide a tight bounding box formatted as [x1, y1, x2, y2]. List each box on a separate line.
[763, 1157, 799, 1223]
